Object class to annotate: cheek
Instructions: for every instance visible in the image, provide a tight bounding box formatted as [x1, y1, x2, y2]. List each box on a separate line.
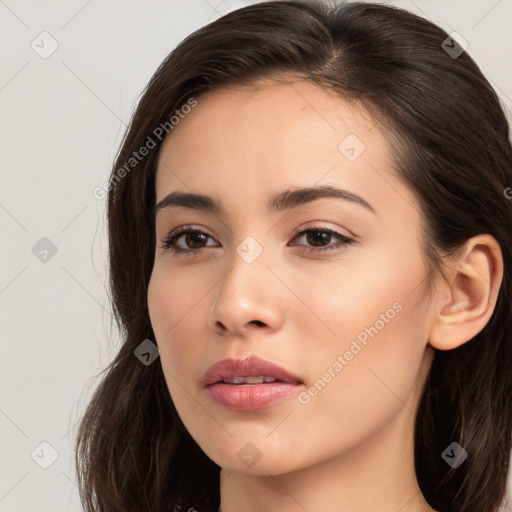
[292, 242, 427, 360]
[148, 263, 211, 342]
[147, 265, 224, 433]
[147, 269, 203, 382]
[283, 301, 431, 473]
[294, 243, 432, 412]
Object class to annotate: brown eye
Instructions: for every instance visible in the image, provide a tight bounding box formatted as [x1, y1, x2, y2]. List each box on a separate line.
[290, 228, 354, 254]
[160, 228, 218, 254]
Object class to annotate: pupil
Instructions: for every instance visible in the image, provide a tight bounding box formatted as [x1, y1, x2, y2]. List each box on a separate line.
[308, 230, 329, 246]
[187, 232, 206, 248]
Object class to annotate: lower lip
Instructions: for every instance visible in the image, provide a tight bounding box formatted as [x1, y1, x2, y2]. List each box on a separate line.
[206, 382, 303, 411]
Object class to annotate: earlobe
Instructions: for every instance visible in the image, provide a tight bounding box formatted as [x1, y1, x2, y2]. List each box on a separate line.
[428, 235, 503, 351]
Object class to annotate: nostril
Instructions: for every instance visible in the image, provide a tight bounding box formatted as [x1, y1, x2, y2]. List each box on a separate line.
[215, 321, 228, 331]
[250, 320, 265, 327]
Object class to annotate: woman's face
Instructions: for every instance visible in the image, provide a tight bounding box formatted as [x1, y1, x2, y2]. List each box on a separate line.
[147, 79, 437, 475]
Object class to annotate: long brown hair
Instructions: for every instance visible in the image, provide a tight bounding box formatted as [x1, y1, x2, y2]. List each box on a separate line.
[75, 2, 512, 511]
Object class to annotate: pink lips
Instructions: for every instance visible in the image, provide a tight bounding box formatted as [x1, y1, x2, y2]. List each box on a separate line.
[203, 355, 304, 411]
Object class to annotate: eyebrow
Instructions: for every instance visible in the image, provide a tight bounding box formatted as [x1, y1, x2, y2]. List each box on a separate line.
[153, 185, 377, 217]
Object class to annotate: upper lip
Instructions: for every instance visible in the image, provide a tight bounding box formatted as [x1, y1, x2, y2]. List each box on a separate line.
[203, 355, 303, 386]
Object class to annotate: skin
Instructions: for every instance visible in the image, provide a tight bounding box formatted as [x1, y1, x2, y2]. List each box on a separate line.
[147, 78, 503, 512]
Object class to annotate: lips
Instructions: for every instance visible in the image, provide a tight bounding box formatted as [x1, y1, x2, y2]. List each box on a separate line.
[203, 355, 303, 387]
[203, 355, 304, 412]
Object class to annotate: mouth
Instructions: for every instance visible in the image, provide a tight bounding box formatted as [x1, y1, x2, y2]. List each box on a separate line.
[221, 376, 287, 384]
[203, 355, 304, 411]
[203, 354, 303, 387]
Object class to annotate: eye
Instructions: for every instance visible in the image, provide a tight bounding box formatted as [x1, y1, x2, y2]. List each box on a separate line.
[289, 227, 354, 254]
[159, 225, 354, 256]
[159, 226, 218, 256]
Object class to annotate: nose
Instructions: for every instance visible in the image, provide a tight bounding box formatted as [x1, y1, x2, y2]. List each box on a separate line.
[207, 245, 286, 337]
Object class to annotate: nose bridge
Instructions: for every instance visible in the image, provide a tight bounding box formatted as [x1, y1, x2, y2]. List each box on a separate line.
[217, 233, 270, 307]
[208, 233, 283, 333]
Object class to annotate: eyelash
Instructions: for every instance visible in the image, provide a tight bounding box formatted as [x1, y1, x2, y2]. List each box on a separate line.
[159, 225, 354, 257]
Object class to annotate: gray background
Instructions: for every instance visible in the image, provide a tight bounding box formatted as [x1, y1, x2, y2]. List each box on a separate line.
[1, 0, 511, 510]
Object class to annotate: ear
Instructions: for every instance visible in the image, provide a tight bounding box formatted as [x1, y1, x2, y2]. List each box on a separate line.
[428, 234, 504, 351]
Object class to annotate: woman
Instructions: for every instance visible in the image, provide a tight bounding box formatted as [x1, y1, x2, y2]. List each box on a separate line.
[75, 1, 512, 511]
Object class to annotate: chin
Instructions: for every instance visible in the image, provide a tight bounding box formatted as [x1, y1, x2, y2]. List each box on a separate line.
[201, 439, 305, 477]
[220, 457, 297, 476]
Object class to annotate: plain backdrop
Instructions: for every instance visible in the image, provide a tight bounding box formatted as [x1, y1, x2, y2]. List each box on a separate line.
[1, 0, 511, 510]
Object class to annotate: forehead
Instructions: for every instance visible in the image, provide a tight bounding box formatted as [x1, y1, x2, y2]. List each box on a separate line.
[158, 79, 377, 165]
[154, 79, 419, 221]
